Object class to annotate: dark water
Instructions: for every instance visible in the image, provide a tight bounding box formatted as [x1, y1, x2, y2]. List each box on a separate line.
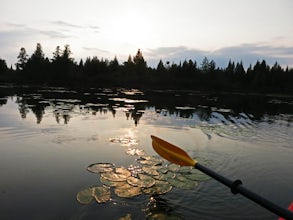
[0, 84, 292, 220]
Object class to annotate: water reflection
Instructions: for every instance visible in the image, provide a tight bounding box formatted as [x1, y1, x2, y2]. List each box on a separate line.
[145, 195, 183, 220]
[1, 85, 292, 220]
[0, 85, 292, 127]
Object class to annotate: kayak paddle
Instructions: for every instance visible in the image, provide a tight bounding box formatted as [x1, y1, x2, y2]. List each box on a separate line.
[151, 135, 293, 220]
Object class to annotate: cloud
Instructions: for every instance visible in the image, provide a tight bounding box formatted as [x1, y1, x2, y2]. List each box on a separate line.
[88, 25, 100, 33]
[51, 20, 83, 28]
[213, 44, 293, 67]
[82, 47, 111, 56]
[51, 20, 100, 33]
[5, 23, 27, 28]
[39, 30, 69, 39]
[146, 44, 293, 68]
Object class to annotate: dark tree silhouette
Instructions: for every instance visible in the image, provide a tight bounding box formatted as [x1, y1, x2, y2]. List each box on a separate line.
[25, 43, 50, 80]
[1, 44, 293, 94]
[0, 58, 8, 74]
[201, 57, 211, 73]
[109, 56, 119, 72]
[133, 49, 147, 74]
[235, 62, 245, 80]
[156, 59, 165, 73]
[16, 47, 28, 71]
[52, 46, 62, 61]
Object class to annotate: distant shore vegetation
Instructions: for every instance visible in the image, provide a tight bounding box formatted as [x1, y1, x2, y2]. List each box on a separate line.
[0, 43, 293, 94]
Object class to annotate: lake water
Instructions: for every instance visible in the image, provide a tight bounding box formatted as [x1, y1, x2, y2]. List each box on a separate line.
[0, 84, 292, 220]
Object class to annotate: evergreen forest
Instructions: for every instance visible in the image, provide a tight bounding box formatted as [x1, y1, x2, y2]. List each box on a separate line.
[0, 43, 293, 94]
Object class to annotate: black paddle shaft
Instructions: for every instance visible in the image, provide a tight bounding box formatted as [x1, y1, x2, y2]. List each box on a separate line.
[194, 163, 293, 220]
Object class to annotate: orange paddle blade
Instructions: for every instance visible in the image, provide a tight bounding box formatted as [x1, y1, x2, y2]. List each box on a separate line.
[151, 135, 197, 166]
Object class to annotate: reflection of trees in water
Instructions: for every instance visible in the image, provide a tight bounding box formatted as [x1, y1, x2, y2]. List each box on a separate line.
[12, 95, 293, 125]
[31, 105, 45, 124]
[54, 111, 70, 124]
[16, 97, 29, 119]
[131, 110, 143, 126]
[1, 86, 292, 125]
[16, 96, 49, 123]
[0, 98, 7, 106]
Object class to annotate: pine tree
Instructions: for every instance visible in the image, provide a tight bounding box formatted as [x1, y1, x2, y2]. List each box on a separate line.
[16, 47, 28, 70]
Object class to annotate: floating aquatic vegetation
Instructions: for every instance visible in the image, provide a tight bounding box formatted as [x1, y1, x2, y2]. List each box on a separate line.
[101, 167, 131, 182]
[76, 188, 94, 205]
[114, 183, 142, 198]
[116, 167, 132, 177]
[100, 177, 127, 187]
[127, 174, 156, 188]
[76, 186, 111, 204]
[137, 156, 163, 166]
[142, 166, 160, 176]
[87, 163, 114, 173]
[168, 175, 198, 190]
[157, 167, 169, 174]
[167, 164, 180, 172]
[93, 186, 111, 203]
[77, 145, 211, 206]
[152, 171, 176, 181]
[127, 164, 144, 176]
[176, 166, 192, 174]
[142, 180, 172, 195]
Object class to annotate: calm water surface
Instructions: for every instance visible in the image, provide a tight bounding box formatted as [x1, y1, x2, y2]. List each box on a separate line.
[0, 85, 292, 220]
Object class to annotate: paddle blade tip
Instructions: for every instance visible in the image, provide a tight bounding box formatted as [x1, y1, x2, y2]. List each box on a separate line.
[150, 135, 197, 167]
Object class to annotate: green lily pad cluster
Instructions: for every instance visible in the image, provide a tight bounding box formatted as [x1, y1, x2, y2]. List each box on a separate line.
[77, 148, 211, 205]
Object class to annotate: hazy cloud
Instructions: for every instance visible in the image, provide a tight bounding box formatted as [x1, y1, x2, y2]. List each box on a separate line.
[39, 30, 69, 39]
[83, 47, 111, 56]
[51, 20, 100, 33]
[5, 23, 27, 28]
[146, 44, 293, 68]
[88, 25, 100, 33]
[52, 20, 83, 28]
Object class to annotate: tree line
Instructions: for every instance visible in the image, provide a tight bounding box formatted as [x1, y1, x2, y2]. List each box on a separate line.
[0, 43, 293, 93]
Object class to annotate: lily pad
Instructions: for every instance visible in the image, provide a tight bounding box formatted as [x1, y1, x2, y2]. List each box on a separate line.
[168, 175, 198, 190]
[142, 166, 160, 176]
[87, 163, 114, 173]
[142, 180, 172, 195]
[127, 174, 156, 188]
[152, 172, 176, 181]
[101, 167, 131, 182]
[157, 167, 169, 174]
[92, 186, 111, 203]
[76, 188, 94, 205]
[115, 167, 132, 177]
[167, 164, 180, 172]
[127, 164, 144, 176]
[100, 176, 127, 187]
[137, 156, 162, 166]
[176, 166, 192, 174]
[114, 183, 142, 198]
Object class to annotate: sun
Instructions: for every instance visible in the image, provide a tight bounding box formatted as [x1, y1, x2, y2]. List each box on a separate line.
[105, 10, 155, 49]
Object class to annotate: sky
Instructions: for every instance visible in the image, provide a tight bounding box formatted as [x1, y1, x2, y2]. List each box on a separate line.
[1, 0, 293, 68]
